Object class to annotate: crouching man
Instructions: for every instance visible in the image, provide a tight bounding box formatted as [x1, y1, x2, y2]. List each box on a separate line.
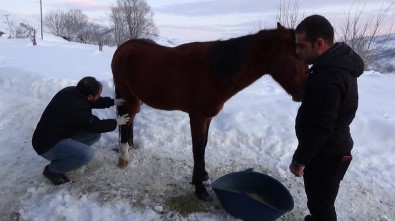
[32, 76, 129, 185]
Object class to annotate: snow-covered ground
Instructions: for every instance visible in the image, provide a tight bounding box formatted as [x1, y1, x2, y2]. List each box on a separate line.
[0, 33, 394, 221]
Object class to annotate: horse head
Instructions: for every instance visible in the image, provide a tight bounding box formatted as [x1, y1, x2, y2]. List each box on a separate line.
[265, 23, 308, 102]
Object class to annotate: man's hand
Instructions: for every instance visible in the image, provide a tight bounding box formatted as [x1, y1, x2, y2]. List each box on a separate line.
[114, 98, 126, 106]
[116, 114, 130, 125]
[289, 161, 305, 177]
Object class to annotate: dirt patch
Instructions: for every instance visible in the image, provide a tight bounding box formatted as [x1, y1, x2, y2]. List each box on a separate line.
[165, 193, 208, 217]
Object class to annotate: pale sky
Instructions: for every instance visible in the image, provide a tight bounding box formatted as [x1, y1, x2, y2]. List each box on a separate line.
[2, 0, 394, 42]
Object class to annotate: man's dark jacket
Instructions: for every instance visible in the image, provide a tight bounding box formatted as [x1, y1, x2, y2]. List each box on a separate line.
[292, 42, 364, 166]
[32, 86, 117, 155]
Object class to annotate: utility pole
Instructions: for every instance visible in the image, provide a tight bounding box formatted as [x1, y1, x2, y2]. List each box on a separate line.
[3, 14, 11, 38]
[40, 0, 43, 39]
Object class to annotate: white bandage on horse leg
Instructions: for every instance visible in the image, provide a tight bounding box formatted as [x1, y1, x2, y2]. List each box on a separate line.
[119, 143, 129, 159]
[118, 143, 130, 168]
[203, 179, 212, 186]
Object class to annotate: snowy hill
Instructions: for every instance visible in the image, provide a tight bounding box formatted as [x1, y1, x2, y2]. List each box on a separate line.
[0, 11, 395, 221]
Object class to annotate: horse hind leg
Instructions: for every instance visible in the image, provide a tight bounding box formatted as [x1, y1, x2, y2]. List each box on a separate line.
[118, 143, 129, 168]
[118, 117, 135, 168]
[116, 92, 141, 168]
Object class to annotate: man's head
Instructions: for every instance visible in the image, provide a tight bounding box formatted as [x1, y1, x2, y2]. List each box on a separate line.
[295, 14, 334, 64]
[76, 76, 102, 101]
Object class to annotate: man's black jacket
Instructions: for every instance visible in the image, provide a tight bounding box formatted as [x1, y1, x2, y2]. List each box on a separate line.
[293, 42, 364, 165]
[32, 86, 117, 155]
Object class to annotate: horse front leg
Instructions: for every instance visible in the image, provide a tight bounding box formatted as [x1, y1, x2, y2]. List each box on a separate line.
[189, 113, 212, 201]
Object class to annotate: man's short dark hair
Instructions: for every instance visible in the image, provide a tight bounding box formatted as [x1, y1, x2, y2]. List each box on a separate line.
[76, 76, 101, 96]
[296, 14, 334, 45]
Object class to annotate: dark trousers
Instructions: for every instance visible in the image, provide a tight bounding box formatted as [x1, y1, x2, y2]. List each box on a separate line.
[303, 153, 352, 221]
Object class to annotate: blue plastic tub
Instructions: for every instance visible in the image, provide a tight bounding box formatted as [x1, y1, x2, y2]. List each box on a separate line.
[212, 170, 294, 221]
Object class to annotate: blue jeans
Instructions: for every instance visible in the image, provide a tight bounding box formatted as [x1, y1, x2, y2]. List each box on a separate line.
[41, 130, 100, 174]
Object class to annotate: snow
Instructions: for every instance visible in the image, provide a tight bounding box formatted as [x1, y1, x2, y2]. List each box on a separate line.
[0, 35, 395, 221]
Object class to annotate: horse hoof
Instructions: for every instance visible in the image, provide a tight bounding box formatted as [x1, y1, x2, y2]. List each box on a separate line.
[195, 191, 213, 201]
[118, 158, 128, 168]
[131, 144, 140, 149]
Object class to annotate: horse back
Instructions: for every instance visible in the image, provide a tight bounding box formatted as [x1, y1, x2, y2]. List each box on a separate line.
[111, 39, 220, 113]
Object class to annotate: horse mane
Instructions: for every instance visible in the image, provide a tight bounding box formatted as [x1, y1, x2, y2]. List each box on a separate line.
[211, 34, 254, 79]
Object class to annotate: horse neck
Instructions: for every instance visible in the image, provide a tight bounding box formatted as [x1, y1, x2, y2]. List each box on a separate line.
[223, 41, 275, 97]
[216, 67, 266, 102]
[241, 31, 287, 87]
[213, 29, 282, 100]
[232, 68, 266, 91]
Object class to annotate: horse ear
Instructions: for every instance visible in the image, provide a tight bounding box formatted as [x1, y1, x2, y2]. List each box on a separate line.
[277, 22, 293, 41]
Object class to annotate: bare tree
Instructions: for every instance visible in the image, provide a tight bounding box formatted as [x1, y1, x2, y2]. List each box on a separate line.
[18, 23, 37, 45]
[91, 24, 113, 51]
[16, 23, 31, 38]
[3, 14, 16, 38]
[45, 9, 89, 42]
[3, 16, 37, 45]
[64, 9, 89, 42]
[109, 5, 126, 45]
[44, 9, 116, 46]
[109, 0, 158, 46]
[338, 2, 393, 69]
[44, 9, 67, 37]
[275, 0, 303, 28]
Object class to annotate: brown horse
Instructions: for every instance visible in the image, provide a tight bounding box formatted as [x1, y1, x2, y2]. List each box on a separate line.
[111, 23, 308, 201]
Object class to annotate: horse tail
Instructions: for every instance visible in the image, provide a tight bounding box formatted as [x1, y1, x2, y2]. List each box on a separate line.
[114, 85, 122, 144]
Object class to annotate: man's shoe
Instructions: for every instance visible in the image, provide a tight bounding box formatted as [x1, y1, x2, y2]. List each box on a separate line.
[43, 165, 70, 185]
[304, 215, 314, 221]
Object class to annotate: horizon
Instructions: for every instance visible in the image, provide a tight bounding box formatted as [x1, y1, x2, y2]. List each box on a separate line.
[1, 0, 394, 42]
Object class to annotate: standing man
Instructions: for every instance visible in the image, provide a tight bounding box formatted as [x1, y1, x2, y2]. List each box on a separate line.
[32, 76, 130, 185]
[289, 15, 364, 221]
